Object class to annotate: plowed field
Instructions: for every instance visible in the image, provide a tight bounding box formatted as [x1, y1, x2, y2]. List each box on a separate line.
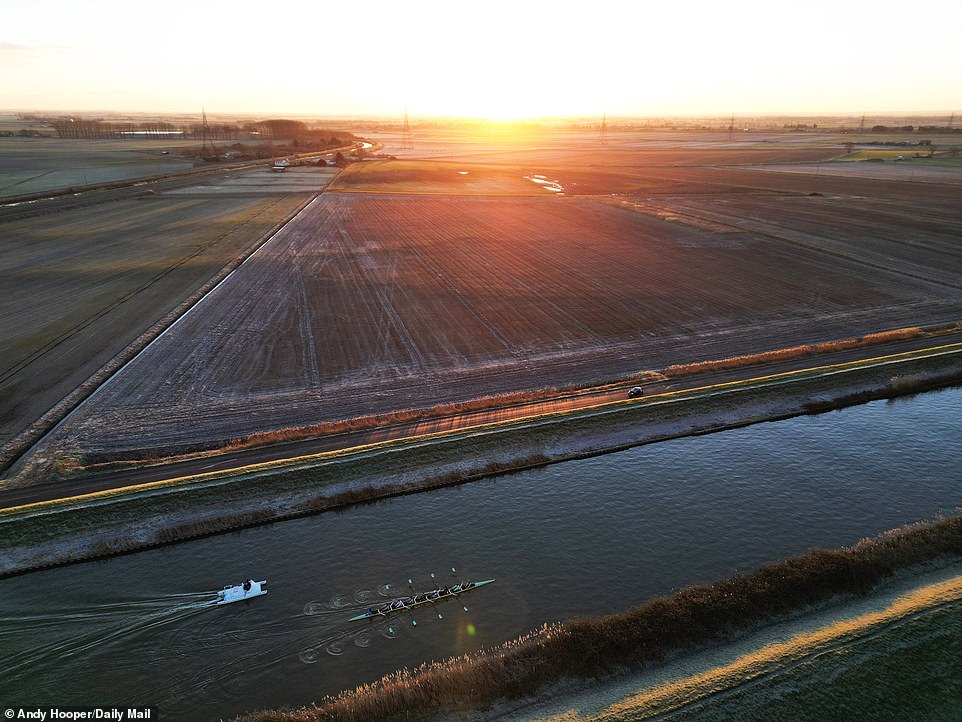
[0, 168, 332, 454]
[34, 177, 962, 461]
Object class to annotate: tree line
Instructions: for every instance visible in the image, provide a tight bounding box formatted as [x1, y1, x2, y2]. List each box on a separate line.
[49, 118, 357, 142]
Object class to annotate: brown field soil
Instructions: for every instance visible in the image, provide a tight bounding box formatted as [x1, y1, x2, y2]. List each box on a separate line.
[357, 128, 865, 197]
[369, 127, 843, 165]
[467, 144, 842, 169]
[21, 160, 962, 469]
[7, 129, 961, 479]
[609, 171, 962, 289]
[0, 168, 331, 454]
[329, 159, 553, 195]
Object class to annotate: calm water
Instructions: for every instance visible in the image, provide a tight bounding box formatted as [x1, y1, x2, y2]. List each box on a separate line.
[1, 389, 960, 719]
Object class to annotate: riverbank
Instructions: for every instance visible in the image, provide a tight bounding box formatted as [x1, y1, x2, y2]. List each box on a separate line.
[1, 344, 960, 576]
[513, 555, 962, 720]
[236, 517, 962, 722]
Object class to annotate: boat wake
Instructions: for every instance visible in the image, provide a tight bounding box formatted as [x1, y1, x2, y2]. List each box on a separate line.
[297, 610, 432, 664]
[298, 568, 491, 664]
[0, 592, 219, 683]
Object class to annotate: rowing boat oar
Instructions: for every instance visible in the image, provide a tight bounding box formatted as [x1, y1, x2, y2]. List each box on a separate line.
[348, 579, 495, 622]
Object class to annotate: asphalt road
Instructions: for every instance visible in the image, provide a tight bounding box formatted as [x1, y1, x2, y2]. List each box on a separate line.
[2, 331, 959, 510]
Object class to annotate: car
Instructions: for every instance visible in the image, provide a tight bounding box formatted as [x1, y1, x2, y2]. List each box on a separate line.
[628, 386, 644, 398]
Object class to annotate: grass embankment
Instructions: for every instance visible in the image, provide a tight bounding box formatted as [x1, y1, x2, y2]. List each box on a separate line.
[2, 343, 961, 577]
[238, 516, 962, 722]
[69, 323, 958, 473]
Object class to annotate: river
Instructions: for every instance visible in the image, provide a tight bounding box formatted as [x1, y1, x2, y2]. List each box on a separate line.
[1, 388, 960, 719]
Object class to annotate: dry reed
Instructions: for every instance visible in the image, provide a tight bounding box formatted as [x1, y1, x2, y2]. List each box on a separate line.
[238, 513, 962, 722]
[663, 326, 927, 378]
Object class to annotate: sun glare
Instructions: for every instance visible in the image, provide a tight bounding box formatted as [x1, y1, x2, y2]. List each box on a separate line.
[1, 0, 960, 116]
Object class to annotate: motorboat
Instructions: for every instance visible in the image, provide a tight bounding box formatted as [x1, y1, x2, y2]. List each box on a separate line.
[217, 579, 268, 605]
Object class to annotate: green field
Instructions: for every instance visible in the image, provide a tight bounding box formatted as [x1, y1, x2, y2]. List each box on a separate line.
[0, 168, 333, 463]
[0, 136, 204, 199]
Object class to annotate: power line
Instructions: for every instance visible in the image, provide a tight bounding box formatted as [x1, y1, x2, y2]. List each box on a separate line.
[401, 106, 413, 151]
[201, 107, 213, 156]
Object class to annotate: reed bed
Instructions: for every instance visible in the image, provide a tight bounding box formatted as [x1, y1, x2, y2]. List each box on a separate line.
[663, 326, 929, 378]
[802, 368, 962, 414]
[239, 514, 962, 722]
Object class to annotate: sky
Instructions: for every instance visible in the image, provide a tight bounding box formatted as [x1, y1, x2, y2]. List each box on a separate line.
[2, 0, 961, 119]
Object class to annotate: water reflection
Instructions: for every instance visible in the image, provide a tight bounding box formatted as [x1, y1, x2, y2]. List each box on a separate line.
[1, 387, 960, 719]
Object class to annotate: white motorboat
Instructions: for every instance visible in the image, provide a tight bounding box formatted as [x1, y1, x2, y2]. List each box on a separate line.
[217, 579, 268, 605]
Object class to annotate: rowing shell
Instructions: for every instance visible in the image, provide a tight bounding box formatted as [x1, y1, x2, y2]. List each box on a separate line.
[348, 579, 495, 622]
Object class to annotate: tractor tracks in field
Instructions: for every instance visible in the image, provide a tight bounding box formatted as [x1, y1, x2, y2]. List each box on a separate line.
[0, 192, 323, 474]
[0, 196, 297, 387]
[594, 191, 962, 294]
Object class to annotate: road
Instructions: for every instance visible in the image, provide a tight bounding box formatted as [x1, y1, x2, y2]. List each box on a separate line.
[0, 142, 367, 224]
[2, 331, 959, 510]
